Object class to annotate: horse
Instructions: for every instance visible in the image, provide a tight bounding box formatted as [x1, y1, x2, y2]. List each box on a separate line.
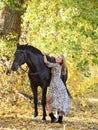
[11, 44, 68, 122]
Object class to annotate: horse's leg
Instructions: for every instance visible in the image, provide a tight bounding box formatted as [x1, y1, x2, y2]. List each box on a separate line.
[31, 85, 38, 119]
[41, 85, 47, 122]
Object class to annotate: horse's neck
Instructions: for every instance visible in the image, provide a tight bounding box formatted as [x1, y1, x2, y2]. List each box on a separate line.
[26, 51, 55, 73]
[26, 51, 43, 72]
[26, 52, 38, 72]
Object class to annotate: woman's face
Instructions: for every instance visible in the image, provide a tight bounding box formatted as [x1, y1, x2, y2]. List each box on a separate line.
[56, 56, 63, 64]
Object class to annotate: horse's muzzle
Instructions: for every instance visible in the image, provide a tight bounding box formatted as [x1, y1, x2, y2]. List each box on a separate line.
[11, 62, 19, 71]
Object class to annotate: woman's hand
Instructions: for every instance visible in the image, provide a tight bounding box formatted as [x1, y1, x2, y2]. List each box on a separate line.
[43, 54, 48, 64]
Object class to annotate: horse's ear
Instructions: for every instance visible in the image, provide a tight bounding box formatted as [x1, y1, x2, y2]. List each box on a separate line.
[16, 43, 20, 49]
[25, 43, 28, 46]
[17, 43, 20, 47]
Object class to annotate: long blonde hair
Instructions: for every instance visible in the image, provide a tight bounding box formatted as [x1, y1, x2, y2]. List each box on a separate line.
[60, 55, 67, 75]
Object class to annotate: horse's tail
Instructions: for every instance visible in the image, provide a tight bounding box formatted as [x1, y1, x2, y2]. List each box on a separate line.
[65, 85, 72, 99]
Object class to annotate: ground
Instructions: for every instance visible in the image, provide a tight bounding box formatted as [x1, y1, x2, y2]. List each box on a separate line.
[0, 92, 98, 130]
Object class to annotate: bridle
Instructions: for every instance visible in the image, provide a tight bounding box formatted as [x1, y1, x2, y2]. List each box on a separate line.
[15, 50, 28, 73]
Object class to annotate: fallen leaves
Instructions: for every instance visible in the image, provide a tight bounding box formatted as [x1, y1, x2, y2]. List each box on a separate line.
[0, 95, 98, 130]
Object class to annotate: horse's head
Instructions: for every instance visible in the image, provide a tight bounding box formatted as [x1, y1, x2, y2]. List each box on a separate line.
[11, 43, 56, 72]
[11, 44, 26, 71]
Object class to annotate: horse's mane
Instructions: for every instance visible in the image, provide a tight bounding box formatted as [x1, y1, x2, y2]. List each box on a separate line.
[17, 44, 43, 55]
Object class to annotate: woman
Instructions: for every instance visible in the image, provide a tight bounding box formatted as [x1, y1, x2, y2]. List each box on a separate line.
[43, 55, 70, 124]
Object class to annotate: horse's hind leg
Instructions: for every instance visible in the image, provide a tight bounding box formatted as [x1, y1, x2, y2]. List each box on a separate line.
[41, 86, 47, 122]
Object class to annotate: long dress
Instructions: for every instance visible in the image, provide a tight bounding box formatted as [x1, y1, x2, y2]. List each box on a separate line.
[46, 61, 70, 116]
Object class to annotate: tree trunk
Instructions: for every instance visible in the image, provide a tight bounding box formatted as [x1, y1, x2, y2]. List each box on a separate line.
[1, 7, 23, 39]
[1, 0, 25, 40]
[0, 9, 6, 34]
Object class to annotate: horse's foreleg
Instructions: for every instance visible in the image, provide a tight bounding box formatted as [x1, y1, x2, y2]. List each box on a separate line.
[31, 86, 38, 119]
[41, 86, 47, 122]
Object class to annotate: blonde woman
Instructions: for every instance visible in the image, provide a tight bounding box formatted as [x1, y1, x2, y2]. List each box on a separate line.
[44, 55, 70, 124]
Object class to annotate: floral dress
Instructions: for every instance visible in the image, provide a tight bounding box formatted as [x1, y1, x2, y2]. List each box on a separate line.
[46, 61, 70, 116]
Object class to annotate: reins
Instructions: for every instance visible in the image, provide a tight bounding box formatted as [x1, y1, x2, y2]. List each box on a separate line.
[29, 71, 43, 75]
[20, 66, 42, 75]
[20, 66, 28, 73]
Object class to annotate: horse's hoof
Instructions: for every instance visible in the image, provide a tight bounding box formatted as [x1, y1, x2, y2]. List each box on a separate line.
[42, 119, 46, 123]
[33, 116, 38, 121]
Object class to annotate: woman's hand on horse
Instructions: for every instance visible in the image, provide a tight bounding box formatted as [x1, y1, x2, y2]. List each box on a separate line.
[43, 55, 48, 64]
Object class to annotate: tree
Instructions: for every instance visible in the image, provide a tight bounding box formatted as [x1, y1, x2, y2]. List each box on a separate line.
[0, 0, 25, 40]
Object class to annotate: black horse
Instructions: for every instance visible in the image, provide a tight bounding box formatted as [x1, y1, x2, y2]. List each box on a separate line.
[11, 44, 69, 122]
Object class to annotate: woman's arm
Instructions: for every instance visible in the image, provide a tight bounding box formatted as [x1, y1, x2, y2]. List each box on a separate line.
[43, 55, 58, 68]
